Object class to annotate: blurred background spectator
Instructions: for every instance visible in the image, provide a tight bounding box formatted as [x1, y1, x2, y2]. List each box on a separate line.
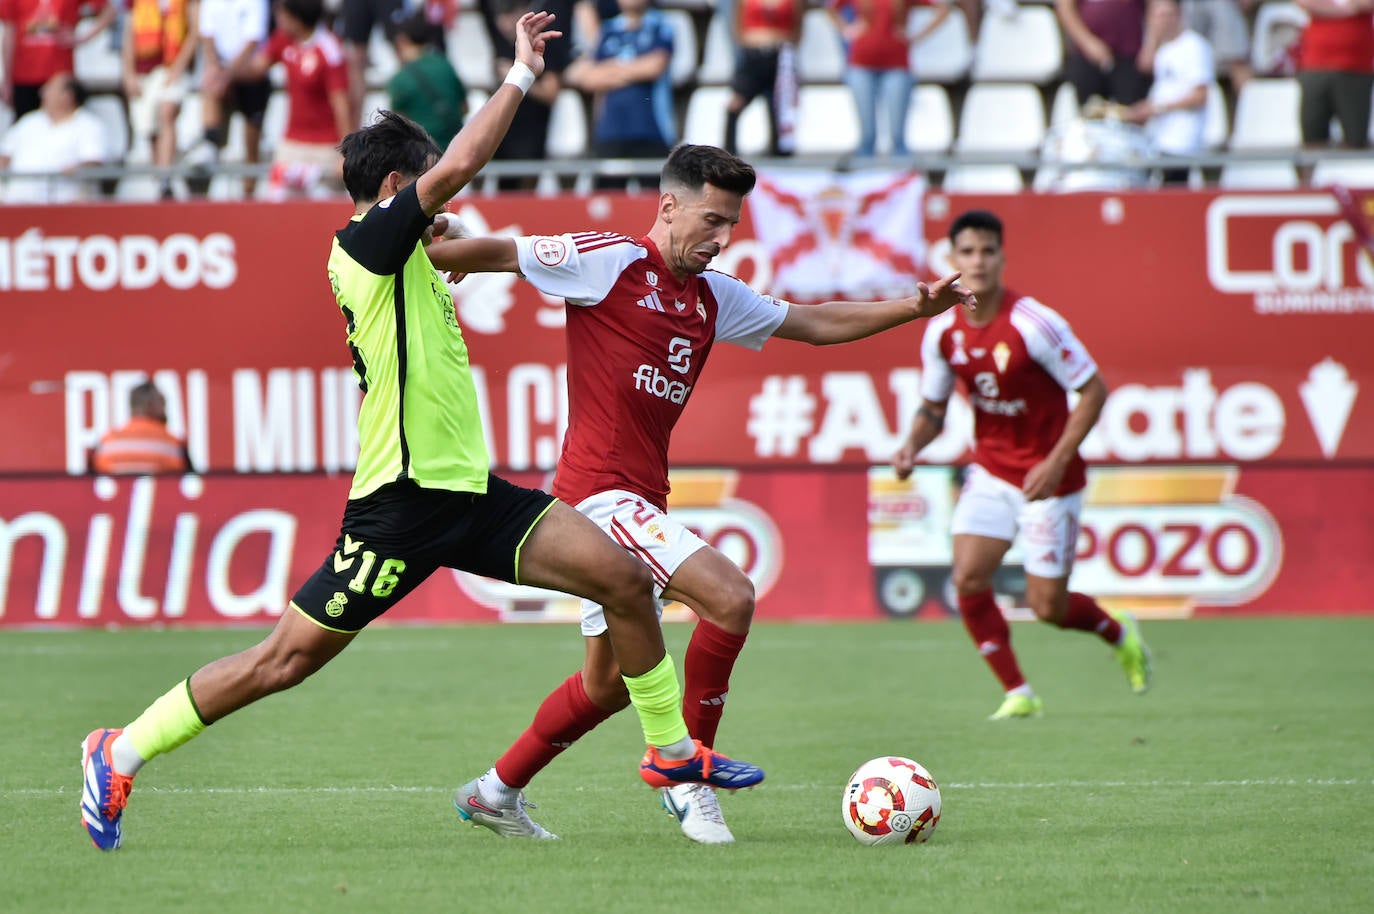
[340, 0, 403, 129]
[571, 0, 622, 54]
[726, 0, 802, 156]
[1056, 0, 1150, 106]
[1127, 0, 1213, 183]
[387, 8, 465, 145]
[190, 0, 272, 197]
[122, 0, 198, 199]
[1295, 0, 1374, 151]
[1, 0, 116, 117]
[0, 71, 108, 202]
[89, 380, 195, 475]
[565, 0, 674, 189]
[827, 0, 936, 158]
[1179, 0, 1253, 91]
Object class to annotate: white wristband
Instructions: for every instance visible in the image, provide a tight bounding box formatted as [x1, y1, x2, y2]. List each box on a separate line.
[504, 62, 536, 95]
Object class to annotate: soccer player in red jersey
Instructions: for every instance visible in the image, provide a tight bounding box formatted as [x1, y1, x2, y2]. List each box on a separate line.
[892, 209, 1152, 722]
[426, 144, 974, 843]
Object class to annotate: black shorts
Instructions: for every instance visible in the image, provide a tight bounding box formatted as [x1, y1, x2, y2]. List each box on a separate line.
[226, 77, 272, 127]
[731, 46, 781, 105]
[291, 475, 556, 632]
[341, 0, 405, 45]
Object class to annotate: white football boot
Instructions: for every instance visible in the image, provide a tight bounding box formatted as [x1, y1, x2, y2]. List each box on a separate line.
[454, 779, 557, 839]
[661, 783, 735, 844]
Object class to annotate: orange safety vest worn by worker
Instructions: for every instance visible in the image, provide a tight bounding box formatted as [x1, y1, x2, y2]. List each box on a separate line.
[129, 0, 191, 74]
[91, 415, 193, 474]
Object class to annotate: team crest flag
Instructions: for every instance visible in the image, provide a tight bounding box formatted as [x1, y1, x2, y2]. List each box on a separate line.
[747, 170, 925, 304]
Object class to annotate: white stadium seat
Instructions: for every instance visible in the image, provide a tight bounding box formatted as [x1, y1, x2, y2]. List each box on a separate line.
[367, 26, 400, 90]
[942, 165, 1025, 193]
[903, 84, 954, 154]
[1219, 161, 1300, 189]
[74, 35, 122, 92]
[697, 10, 736, 85]
[956, 83, 1046, 154]
[793, 84, 860, 155]
[86, 94, 129, 161]
[663, 9, 699, 87]
[908, 6, 972, 83]
[1203, 81, 1229, 149]
[1049, 80, 1080, 126]
[682, 86, 770, 155]
[1311, 159, 1374, 189]
[546, 89, 589, 159]
[1230, 78, 1300, 148]
[971, 5, 1062, 83]
[360, 90, 390, 128]
[797, 9, 846, 83]
[449, 13, 496, 91]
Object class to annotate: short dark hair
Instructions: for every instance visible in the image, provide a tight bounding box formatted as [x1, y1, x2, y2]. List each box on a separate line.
[339, 110, 443, 202]
[394, 8, 441, 46]
[949, 209, 1003, 246]
[279, 0, 324, 29]
[129, 380, 164, 415]
[660, 144, 757, 197]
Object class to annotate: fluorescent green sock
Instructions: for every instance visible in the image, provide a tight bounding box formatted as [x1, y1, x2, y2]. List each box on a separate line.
[622, 654, 690, 749]
[123, 679, 208, 764]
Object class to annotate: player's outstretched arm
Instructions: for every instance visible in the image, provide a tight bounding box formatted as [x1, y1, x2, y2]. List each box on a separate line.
[425, 235, 520, 275]
[414, 11, 561, 215]
[771, 272, 975, 346]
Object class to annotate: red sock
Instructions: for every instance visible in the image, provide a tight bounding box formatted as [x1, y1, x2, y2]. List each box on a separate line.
[683, 619, 748, 748]
[1058, 592, 1123, 645]
[958, 589, 1026, 692]
[495, 672, 614, 788]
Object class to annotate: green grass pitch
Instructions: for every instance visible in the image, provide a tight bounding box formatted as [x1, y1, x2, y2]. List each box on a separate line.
[4, 617, 1372, 914]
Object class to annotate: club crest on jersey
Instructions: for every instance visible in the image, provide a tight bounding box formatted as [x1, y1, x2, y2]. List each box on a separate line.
[950, 330, 969, 365]
[646, 270, 658, 287]
[533, 237, 568, 267]
[674, 299, 686, 312]
[993, 341, 1011, 374]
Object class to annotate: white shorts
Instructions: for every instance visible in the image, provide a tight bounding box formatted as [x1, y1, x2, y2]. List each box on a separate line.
[128, 67, 189, 140]
[950, 464, 1083, 579]
[576, 489, 708, 636]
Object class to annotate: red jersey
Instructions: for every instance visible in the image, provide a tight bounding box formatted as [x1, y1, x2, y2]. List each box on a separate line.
[265, 25, 348, 144]
[919, 290, 1098, 495]
[738, 0, 802, 36]
[1299, 16, 1374, 73]
[0, 0, 107, 85]
[514, 233, 791, 510]
[828, 0, 913, 69]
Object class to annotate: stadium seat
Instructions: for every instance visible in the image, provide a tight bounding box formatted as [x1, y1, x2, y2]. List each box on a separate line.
[1311, 158, 1374, 189]
[907, 6, 972, 83]
[902, 84, 954, 154]
[1230, 78, 1300, 148]
[449, 12, 496, 91]
[1250, 1, 1307, 75]
[794, 84, 861, 155]
[941, 165, 1025, 193]
[970, 5, 1062, 83]
[1049, 81, 1080, 126]
[663, 9, 699, 87]
[86, 94, 129, 161]
[798, 9, 846, 83]
[955, 83, 1046, 154]
[682, 87, 772, 154]
[366, 27, 400, 91]
[1203, 81, 1229, 149]
[74, 34, 122, 92]
[697, 9, 736, 85]
[1218, 161, 1300, 189]
[546, 89, 589, 158]
[259, 90, 289, 155]
[360, 90, 389, 128]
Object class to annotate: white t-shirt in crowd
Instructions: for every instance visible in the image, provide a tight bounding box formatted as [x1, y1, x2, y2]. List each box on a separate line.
[199, 0, 271, 63]
[1147, 29, 1214, 155]
[0, 108, 110, 204]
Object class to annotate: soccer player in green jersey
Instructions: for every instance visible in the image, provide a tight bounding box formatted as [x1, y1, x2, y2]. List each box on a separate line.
[78, 11, 763, 852]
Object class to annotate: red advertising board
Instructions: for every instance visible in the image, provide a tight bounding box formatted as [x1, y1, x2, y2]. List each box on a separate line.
[0, 465, 1366, 629]
[0, 186, 1370, 476]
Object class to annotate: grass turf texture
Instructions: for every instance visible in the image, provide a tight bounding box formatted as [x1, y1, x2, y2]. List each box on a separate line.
[4, 617, 1371, 914]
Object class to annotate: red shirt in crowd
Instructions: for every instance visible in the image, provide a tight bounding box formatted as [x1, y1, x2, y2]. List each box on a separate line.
[1299, 15, 1374, 73]
[265, 25, 348, 144]
[0, 0, 108, 86]
[829, 0, 915, 70]
[1072, 0, 1145, 59]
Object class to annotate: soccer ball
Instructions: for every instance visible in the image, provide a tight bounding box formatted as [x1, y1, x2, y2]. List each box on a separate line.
[842, 756, 942, 846]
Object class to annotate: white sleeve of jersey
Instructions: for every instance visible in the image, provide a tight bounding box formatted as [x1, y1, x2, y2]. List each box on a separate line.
[1012, 298, 1099, 391]
[702, 271, 790, 350]
[918, 315, 956, 403]
[514, 234, 646, 306]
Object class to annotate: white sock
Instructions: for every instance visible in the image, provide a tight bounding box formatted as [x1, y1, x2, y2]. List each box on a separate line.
[110, 733, 147, 777]
[657, 736, 697, 761]
[478, 768, 519, 807]
[1008, 684, 1036, 699]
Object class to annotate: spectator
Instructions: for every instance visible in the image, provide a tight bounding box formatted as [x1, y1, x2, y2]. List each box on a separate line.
[340, 0, 403, 131]
[571, 0, 621, 55]
[122, 0, 199, 200]
[0, 71, 109, 203]
[1295, 0, 1374, 152]
[1, 0, 116, 118]
[234, 0, 351, 200]
[1126, 0, 1213, 184]
[726, 0, 803, 156]
[565, 0, 674, 189]
[828, 0, 945, 158]
[388, 9, 466, 146]
[190, 0, 273, 197]
[1177, 0, 1253, 90]
[479, 0, 574, 190]
[90, 381, 195, 475]
[1056, 0, 1150, 106]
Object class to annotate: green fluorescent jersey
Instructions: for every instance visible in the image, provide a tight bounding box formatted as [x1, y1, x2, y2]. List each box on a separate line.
[327, 183, 489, 499]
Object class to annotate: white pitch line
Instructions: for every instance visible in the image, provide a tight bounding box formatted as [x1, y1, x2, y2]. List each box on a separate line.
[10, 778, 1372, 798]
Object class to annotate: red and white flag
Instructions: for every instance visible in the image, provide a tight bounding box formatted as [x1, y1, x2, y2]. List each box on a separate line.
[748, 169, 925, 304]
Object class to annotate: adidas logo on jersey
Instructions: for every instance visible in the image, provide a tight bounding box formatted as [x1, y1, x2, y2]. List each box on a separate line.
[633, 365, 692, 404]
[635, 291, 667, 312]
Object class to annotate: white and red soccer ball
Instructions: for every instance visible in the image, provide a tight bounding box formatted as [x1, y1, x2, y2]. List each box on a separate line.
[842, 756, 942, 846]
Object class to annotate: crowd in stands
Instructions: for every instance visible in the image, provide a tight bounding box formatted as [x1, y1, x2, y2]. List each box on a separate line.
[1, 0, 1371, 201]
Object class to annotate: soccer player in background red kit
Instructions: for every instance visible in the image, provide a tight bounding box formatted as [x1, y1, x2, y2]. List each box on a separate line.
[426, 143, 975, 844]
[892, 208, 1152, 722]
